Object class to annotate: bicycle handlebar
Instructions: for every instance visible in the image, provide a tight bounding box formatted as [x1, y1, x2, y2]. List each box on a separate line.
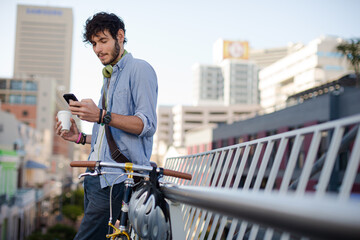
[70, 161, 97, 168]
[162, 169, 192, 181]
[70, 161, 192, 180]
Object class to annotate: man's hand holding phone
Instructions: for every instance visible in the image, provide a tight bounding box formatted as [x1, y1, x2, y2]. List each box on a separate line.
[63, 93, 101, 123]
[69, 99, 101, 123]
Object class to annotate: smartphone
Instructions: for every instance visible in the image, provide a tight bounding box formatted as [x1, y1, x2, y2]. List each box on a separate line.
[63, 93, 78, 104]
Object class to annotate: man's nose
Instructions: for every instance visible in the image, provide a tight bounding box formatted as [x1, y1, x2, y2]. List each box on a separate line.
[94, 45, 102, 54]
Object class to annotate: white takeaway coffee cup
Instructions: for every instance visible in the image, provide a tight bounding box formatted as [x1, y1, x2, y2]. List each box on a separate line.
[57, 110, 72, 132]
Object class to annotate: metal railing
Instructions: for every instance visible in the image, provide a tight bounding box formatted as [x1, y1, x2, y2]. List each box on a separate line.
[163, 114, 360, 240]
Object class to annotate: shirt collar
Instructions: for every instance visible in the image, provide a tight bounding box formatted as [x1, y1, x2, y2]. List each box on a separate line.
[113, 50, 130, 71]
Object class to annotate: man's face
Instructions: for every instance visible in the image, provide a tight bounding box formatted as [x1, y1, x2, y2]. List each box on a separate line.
[91, 30, 121, 65]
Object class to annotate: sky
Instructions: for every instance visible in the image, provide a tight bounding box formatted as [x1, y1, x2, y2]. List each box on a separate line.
[1, 0, 360, 132]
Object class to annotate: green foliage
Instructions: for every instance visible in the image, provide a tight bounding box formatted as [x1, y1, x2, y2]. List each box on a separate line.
[62, 189, 84, 210]
[26, 224, 76, 240]
[47, 224, 77, 239]
[52, 188, 84, 214]
[62, 204, 83, 223]
[337, 38, 360, 86]
[337, 39, 360, 67]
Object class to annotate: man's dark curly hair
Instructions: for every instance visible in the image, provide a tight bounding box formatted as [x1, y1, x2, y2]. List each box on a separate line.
[83, 12, 127, 44]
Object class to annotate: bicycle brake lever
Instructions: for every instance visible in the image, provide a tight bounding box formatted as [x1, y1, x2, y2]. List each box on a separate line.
[78, 171, 100, 179]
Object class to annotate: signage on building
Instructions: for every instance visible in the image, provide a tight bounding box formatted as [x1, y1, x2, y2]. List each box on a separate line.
[223, 41, 249, 60]
[26, 7, 63, 16]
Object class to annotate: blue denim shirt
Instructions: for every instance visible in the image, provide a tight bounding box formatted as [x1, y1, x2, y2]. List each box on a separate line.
[89, 53, 158, 188]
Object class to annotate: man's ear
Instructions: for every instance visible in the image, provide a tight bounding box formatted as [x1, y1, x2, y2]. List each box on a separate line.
[117, 29, 125, 44]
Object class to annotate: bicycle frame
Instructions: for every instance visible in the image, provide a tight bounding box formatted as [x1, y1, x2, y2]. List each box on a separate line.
[72, 161, 191, 240]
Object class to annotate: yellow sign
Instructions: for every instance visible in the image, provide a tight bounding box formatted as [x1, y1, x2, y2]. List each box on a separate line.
[223, 41, 249, 60]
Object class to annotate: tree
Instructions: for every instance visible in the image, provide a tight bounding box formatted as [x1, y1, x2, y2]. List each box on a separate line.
[336, 38, 360, 87]
[26, 224, 76, 240]
[62, 204, 83, 223]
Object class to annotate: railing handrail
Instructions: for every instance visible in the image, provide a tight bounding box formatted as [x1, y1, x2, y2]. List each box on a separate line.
[167, 113, 360, 159]
[162, 185, 360, 240]
[164, 113, 360, 240]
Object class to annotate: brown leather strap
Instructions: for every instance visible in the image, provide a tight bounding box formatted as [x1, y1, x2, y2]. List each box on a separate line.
[105, 125, 129, 163]
[102, 88, 130, 163]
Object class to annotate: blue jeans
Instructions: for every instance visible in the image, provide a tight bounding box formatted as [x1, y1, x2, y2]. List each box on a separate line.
[74, 175, 125, 240]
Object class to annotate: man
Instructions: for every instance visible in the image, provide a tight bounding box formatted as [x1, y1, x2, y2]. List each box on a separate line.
[55, 12, 158, 240]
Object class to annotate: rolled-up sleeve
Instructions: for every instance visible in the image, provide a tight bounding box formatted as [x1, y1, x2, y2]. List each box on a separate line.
[131, 60, 158, 137]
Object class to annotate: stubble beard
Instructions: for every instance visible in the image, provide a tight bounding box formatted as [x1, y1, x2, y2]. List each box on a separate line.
[104, 40, 121, 66]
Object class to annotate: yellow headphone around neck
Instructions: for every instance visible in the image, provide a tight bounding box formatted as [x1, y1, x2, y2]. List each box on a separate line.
[102, 50, 128, 78]
[102, 65, 113, 78]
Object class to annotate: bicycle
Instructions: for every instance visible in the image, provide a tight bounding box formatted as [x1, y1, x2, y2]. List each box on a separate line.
[70, 160, 192, 240]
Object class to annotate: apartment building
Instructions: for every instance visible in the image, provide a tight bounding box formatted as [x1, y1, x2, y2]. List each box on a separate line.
[0, 76, 56, 132]
[249, 43, 303, 69]
[259, 36, 350, 113]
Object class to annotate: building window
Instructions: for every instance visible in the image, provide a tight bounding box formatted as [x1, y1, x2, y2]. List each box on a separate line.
[210, 111, 226, 115]
[24, 95, 37, 105]
[0, 94, 5, 103]
[9, 95, 22, 104]
[0, 80, 6, 89]
[25, 81, 37, 91]
[10, 80, 22, 90]
[185, 120, 202, 124]
[185, 111, 202, 115]
[22, 110, 28, 116]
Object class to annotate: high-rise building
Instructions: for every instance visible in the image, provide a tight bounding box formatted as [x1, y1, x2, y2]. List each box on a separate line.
[193, 39, 259, 106]
[192, 64, 224, 106]
[13, 5, 73, 91]
[220, 59, 259, 105]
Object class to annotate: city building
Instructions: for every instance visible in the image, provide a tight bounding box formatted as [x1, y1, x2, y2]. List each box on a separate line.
[221, 59, 259, 105]
[192, 64, 224, 106]
[153, 106, 174, 151]
[0, 110, 52, 240]
[184, 75, 360, 194]
[249, 43, 303, 69]
[152, 106, 174, 165]
[13, 5, 73, 91]
[185, 74, 360, 153]
[193, 39, 259, 106]
[259, 36, 350, 113]
[152, 104, 260, 165]
[0, 76, 56, 132]
[172, 104, 260, 148]
[2, 3, 75, 163]
[0, 4, 78, 238]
